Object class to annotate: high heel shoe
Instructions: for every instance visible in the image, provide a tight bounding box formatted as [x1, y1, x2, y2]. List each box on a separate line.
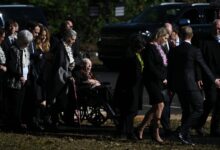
[135, 128, 143, 140]
[151, 135, 164, 145]
[151, 118, 164, 144]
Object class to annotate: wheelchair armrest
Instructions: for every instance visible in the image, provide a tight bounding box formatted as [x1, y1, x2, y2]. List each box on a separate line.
[101, 82, 111, 86]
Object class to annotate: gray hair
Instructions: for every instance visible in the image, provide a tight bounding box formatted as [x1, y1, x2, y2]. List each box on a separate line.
[63, 29, 77, 40]
[81, 58, 92, 68]
[17, 30, 33, 46]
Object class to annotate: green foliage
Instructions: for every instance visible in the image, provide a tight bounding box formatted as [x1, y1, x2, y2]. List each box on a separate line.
[1, 0, 208, 47]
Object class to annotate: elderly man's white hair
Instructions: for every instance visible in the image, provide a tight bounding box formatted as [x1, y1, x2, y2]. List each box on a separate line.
[81, 58, 92, 67]
[63, 29, 77, 40]
[17, 29, 33, 46]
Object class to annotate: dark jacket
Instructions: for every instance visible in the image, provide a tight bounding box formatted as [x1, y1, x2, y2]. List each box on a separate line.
[168, 41, 215, 92]
[6, 44, 23, 89]
[142, 43, 167, 89]
[114, 51, 143, 112]
[198, 36, 220, 88]
[47, 40, 73, 102]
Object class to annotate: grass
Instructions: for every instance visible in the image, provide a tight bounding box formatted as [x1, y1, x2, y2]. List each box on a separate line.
[0, 119, 219, 150]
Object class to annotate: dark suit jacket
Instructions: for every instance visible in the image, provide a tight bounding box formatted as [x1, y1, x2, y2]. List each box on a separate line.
[47, 40, 73, 102]
[168, 41, 215, 92]
[50, 34, 81, 65]
[2, 36, 16, 57]
[142, 43, 167, 89]
[198, 36, 220, 88]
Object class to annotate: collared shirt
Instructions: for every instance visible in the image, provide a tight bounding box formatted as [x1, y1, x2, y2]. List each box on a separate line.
[22, 47, 30, 67]
[63, 41, 75, 64]
[22, 47, 30, 80]
[8, 34, 17, 44]
[184, 40, 191, 44]
[176, 38, 180, 46]
[215, 36, 220, 43]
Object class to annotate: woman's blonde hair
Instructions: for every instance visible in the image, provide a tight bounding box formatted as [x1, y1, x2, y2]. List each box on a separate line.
[35, 26, 50, 52]
[154, 27, 169, 40]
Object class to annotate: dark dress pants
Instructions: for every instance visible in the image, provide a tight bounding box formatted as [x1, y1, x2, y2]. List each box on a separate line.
[50, 79, 77, 125]
[199, 87, 220, 134]
[177, 90, 203, 136]
[118, 110, 137, 137]
[161, 89, 172, 131]
[6, 87, 26, 127]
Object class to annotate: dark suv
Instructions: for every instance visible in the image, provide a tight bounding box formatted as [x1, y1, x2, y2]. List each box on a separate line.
[97, 2, 220, 69]
[0, 4, 47, 28]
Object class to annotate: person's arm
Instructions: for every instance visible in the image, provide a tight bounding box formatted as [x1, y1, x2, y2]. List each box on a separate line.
[195, 48, 216, 83]
[7, 47, 22, 77]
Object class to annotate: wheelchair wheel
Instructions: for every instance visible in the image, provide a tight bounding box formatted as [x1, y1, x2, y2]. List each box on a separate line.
[86, 105, 108, 126]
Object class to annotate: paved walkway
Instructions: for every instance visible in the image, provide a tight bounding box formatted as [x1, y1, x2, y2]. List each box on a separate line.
[135, 114, 211, 122]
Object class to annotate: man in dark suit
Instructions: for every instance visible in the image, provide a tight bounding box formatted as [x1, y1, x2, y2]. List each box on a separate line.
[168, 26, 220, 145]
[196, 19, 220, 137]
[161, 23, 181, 136]
[50, 19, 82, 67]
[47, 29, 78, 126]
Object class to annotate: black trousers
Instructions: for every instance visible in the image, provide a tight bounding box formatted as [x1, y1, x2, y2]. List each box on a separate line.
[118, 110, 137, 137]
[6, 87, 26, 127]
[198, 87, 220, 133]
[50, 79, 77, 124]
[161, 89, 172, 131]
[176, 90, 203, 136]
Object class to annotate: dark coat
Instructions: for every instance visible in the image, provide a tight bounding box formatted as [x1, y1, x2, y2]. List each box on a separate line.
[50, 34, 81, 67]
[6, 44, 24, 89]
[198, 36, 220, 88]
[142, 43, 167, 88]
[168, 41, 215, 92]
[114, 52, 143, 112]
[142, 43, 167, 104]
[47, 40, 73, 102]
[2, 36, 16, 57]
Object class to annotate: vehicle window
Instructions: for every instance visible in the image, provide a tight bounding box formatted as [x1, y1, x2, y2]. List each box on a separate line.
[131, 6, 182, 23]
[181, 9, 200, 24]
[0, 12, 3, 27]
[203, 8, 218, 23]
[0, 7, 47, 26]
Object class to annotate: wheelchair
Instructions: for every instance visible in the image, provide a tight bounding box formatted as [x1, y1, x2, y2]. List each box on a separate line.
[75, 82, 119, 127]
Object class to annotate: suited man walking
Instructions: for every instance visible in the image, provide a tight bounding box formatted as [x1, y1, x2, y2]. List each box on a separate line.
[168, 26, 220, 145]
[197, 19, 220, 137]
[47, 29, 78, 126]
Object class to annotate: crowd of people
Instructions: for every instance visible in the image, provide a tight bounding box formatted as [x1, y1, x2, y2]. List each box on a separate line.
[114, 19, 220, 145]
[0, 19, 88, 132]
[0, 17, 220, 146]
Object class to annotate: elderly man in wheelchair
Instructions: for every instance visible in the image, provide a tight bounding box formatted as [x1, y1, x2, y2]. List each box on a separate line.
[74, 58, 117, 126]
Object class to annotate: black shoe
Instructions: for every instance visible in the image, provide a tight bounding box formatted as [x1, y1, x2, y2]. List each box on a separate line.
[178, 132, 195, 146]
[13, 124, 27, 133]
[164, 129, 173, 137]
[210, 131, 220, 137]
[30, 123, 45, 132]
[116, 133, 127, 139]
[195, 128, 204, 136]
[127, 133, 138, 141]
[175, 126, 181, 133]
